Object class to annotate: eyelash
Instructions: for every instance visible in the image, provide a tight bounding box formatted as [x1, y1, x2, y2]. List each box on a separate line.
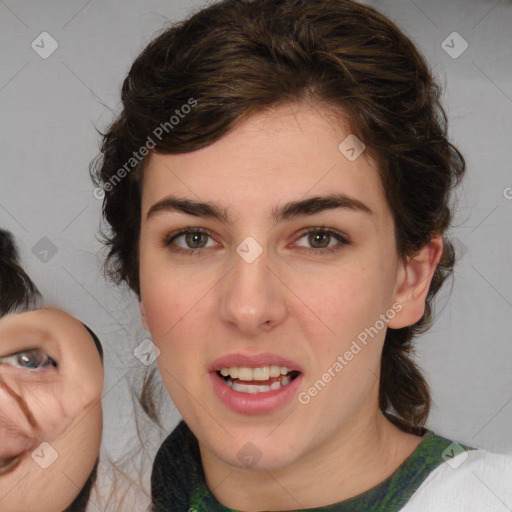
[0, 349, 57, 371]
[163, 226, 350, 256]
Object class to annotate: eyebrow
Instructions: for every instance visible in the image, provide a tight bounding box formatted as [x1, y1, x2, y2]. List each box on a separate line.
[146, 193, 373, 224]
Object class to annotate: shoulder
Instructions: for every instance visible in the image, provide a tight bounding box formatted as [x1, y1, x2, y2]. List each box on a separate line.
[402, 440, 512, 511]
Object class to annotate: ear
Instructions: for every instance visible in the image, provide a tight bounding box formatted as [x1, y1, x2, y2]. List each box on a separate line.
[139, 300, 149, 330]
[387, 235, 443, 329]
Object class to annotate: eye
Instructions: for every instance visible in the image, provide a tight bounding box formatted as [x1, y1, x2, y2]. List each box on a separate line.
[164, 227, 218, 254]
[294, 227, 349, 253]
[0, 349, 57, 370]
[162, 226, 349, 255]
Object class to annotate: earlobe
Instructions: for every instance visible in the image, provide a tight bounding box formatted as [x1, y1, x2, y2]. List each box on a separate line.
[387, 235, 443, 329]
[139, 300, 149, 331]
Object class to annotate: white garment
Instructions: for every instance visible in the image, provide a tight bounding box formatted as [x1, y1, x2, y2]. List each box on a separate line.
[402, 448, 512, 511]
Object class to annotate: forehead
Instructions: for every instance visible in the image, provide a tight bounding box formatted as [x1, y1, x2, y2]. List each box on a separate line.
[141, 102, 388, 223]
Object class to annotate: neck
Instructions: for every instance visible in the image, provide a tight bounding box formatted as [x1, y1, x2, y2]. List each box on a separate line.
[199, 408, 424, 511]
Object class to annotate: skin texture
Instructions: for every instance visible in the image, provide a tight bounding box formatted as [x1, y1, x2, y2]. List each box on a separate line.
[138, 102, 442, 511]
[0, 308, 103, 512]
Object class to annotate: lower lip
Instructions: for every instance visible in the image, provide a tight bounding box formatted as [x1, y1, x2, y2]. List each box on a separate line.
[209, 371, 304, 415]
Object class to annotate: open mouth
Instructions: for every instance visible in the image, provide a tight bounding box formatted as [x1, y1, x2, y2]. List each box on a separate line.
[216, 368, 301, 394]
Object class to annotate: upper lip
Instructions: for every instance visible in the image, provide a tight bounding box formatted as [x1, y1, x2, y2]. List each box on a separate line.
[209, 352, 304, 373]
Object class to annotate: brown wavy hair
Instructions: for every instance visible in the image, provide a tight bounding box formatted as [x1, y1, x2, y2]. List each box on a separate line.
[90, 0, 465, 432]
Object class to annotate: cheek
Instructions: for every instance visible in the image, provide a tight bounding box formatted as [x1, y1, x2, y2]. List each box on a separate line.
[292, 258, 391, 341]
[53, 405, 102, 484]
[139, 243, 186, 335]
[29, 390, 68, 436]
[139, 242, 219, 341]
[26, 378, 101, 442]
[15, 409, 101, 512]
[140, 278, 192, 342]
[140, 273, 207, 387]
[288, 253, 397, 404]
[293, 268, 390, 422]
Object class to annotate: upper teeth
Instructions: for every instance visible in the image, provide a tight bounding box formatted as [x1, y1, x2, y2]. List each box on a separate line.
[220, 366, 291, 380]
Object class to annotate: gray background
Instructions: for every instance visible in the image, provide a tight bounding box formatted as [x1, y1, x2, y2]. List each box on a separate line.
[1, 0, 511, 509]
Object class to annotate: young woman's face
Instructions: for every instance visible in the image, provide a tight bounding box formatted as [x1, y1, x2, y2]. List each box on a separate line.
[0, 308, 103, 511]
[138, 102, 412, 471]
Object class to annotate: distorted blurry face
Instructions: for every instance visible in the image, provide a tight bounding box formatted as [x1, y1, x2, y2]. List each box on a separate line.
[0, 308, 103, 511]
[138, 102, 435, 474]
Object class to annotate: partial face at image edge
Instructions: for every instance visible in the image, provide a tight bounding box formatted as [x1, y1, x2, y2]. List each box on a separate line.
[0, 308, 104, 512]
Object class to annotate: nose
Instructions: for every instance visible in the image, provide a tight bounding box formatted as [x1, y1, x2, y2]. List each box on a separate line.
[219, 246, 288, 336]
